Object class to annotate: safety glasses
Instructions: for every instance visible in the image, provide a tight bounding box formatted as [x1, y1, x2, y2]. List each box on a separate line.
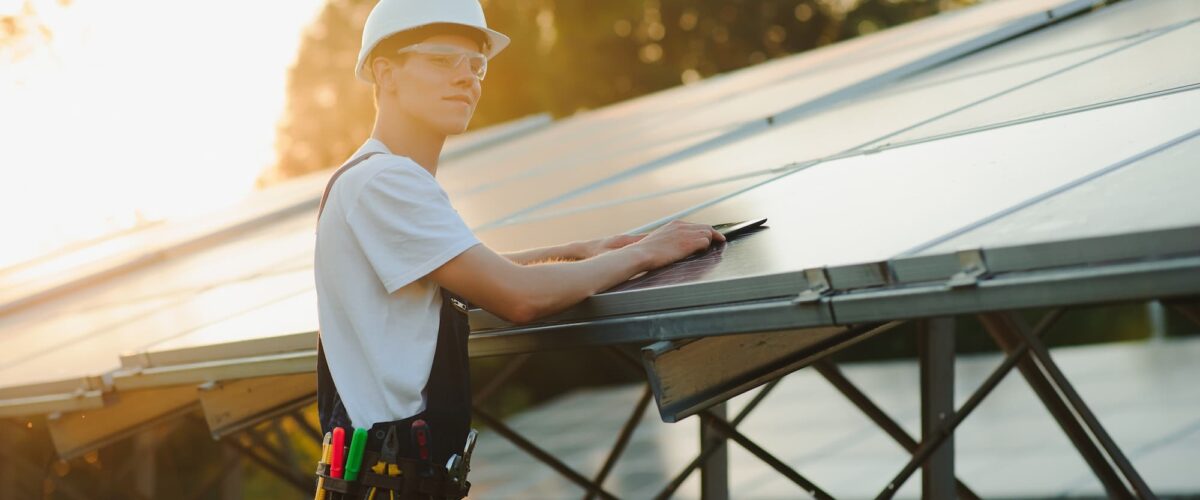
[396, 43, 488, 81]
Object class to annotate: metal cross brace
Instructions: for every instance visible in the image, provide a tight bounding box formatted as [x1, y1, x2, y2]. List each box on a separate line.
[471, 352, 621, 500]
[222, 429, 312, 495]
[812, 359, 980, 500]
[609, 346, 831, 499]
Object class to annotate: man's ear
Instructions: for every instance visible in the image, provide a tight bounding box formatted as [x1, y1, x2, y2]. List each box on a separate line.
[371, 57, 399, 94]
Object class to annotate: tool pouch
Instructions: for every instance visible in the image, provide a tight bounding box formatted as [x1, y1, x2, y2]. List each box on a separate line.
[315, 452, 470, 500]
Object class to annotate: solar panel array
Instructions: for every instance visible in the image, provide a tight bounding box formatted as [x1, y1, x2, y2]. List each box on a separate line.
[1, 0, 1197, 461]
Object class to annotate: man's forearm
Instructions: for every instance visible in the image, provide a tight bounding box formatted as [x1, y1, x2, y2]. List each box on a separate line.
[430, 241, 648, 324]
[501, 242, 585, 265]
[431, 221, 719, 324]
[505, 246, 653, 321]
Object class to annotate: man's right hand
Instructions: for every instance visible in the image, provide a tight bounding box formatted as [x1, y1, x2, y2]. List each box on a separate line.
[629, 220, 725, 270]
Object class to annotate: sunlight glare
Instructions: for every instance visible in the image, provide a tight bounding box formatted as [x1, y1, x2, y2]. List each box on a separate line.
[1, 0, 325, 268]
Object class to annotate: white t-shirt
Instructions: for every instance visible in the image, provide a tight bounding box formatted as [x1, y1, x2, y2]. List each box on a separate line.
[314, 138, 480, 429]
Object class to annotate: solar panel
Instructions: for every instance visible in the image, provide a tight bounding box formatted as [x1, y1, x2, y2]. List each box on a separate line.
[445, 0, 1096, 229]
[0, 172, 322, 313]
[865, 3, 1200, 148]
[606, 227, 771, 294]
[892, 133, 1200, 283]
[492, 1, 1176, 235]
[476, 173, 775, 252]
[0, 266, 313, 393]
[470, 86, 1200, 330]
[139, 290, 317, 355]
[877, 1, 1194, 93]
[0, 213, 316, 414]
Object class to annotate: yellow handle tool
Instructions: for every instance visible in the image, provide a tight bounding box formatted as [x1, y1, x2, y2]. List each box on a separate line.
[314, 432, 332, 500]
[367, 460, 402, 499]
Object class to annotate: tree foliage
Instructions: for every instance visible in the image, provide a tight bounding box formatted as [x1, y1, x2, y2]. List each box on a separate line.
[264, 0, 971, 184]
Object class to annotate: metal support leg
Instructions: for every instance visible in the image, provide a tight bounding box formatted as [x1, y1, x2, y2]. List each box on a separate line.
[699, 403, 730, 500]
[877, 309, 1064, 499]
[220, 444, 245, 500]
[918, 318, 955, 499]
[1146, 301, 1168, 340]
[978, 312, 1136, 498]
[131, 431, 157, 498]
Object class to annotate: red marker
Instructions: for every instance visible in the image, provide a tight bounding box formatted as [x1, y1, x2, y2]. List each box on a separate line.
[330, 427, 346, 479]
[411, 419, 432, 462]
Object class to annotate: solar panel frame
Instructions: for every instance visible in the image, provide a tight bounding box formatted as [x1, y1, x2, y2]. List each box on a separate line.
[470, 254, 1200, 358]
[832, 254, 1200, 325]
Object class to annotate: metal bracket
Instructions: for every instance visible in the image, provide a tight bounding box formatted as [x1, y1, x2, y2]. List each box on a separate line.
[794, 268, 832, 304]
[946, 249, 989, 289]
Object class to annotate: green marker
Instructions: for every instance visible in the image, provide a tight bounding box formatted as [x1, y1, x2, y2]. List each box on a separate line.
[344, 427, 369, 481]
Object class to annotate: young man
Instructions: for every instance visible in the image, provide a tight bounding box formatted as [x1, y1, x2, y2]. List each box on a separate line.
[313, 0, 723, 497]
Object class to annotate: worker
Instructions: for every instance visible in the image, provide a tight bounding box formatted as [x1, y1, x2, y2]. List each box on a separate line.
[313, 0, 724, 497]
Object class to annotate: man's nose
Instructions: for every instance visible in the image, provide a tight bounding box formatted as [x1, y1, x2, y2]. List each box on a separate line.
[449, 62, 478, 88]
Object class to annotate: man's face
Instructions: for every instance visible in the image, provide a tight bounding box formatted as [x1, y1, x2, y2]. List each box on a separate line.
[377, 34, 484, 136]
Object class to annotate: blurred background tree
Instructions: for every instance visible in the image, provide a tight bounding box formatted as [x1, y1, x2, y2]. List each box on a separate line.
[261, 0, 970, 184]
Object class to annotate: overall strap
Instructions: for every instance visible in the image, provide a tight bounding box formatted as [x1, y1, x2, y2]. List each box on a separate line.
[315, 150, 382, 435]
[316, 151, 383, 221]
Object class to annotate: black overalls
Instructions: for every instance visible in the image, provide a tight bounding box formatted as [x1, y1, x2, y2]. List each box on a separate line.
[315, 152, 473, 499]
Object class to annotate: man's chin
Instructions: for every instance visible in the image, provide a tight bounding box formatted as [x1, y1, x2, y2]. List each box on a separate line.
[441, 120, 472, 136]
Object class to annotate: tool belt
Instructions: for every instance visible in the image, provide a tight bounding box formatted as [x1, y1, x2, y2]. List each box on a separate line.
[315, 451, 470, 499]
[315, 423, 477, 500]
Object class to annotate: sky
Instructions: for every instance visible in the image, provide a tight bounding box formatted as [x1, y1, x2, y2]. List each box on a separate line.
[0, 0, 326, 269]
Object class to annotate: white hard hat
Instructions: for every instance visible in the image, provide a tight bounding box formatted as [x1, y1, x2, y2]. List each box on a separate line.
[356, 0, 510, 84]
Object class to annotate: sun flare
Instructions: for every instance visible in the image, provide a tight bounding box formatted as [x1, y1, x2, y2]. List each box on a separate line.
[0, 0, 324, 268]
